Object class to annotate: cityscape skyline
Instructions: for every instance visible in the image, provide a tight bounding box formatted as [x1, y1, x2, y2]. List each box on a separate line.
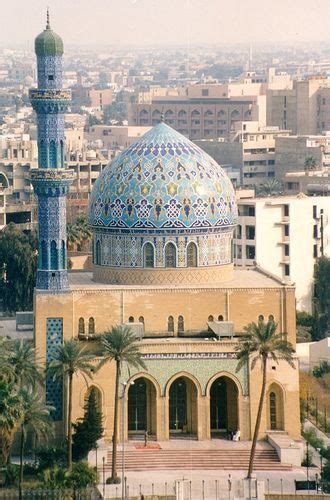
[4, 0, 330, 47]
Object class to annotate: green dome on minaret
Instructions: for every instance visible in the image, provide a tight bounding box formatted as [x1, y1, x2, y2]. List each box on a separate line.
[35, 9, 63, 56]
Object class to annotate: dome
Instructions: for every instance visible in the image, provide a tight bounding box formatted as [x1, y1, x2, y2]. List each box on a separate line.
[89, 122, 237, 231]
[35, 27, 63, 57]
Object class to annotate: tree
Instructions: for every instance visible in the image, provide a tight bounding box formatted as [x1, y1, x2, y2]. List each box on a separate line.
[314, 257, 330, 338]
[67, 461, 98, 489]
[18, 386, 54, 499]
[304, 156, 318, 171]
[67, 216, 92, 252]
[8, 340, 43, 388]
[98, 326, 146, 483]
[0, 338, 15, 383]
[72, 387, 104, 460]
[235, 320, 295, 479]
[47, 340, 94, 470]
[256, 178, 283, 197]
[0, 380, 23, 465]
[0, 224, 37, 313]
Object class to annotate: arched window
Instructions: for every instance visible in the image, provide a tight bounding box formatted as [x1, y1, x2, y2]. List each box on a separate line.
[218, 315, 224, 321]
[78, 317, 85, 335]
[49, 140, 57, 168]
[165, 243, 176, 268]
[268, 314, 275, 323]
[258, 314, 264, 323]
[178, 315, 184, 333]
[138, 316, 144, 324]
[61, 240, 66, 269]
[88, 317, 95, 335]
[143, 243, 154, 268]
[95, 240, 101, 265]
[269, 392, 277, 430]
[41, 240, 47, 268]
[168, 316, 174, 332]
[187, 242, 198, 267]
[208, 315, 214, 332]
[128, 316, 134, 323]
[50, 240, 58, 269]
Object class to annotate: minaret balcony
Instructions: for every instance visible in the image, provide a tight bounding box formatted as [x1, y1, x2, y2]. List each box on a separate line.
[29, 89, 71, 114]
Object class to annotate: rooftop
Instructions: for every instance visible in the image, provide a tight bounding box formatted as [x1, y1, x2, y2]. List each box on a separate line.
[67, 267, 290, 291]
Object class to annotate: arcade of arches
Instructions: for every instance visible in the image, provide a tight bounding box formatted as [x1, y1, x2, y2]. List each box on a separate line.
[111, 374, 286, 441]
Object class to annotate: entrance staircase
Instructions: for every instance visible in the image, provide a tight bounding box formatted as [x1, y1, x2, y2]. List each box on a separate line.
[105, 448, 292, 471]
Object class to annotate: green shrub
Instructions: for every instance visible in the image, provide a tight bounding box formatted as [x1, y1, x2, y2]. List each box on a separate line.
[67, 461, 98, 489]
[302, 428, 325, 451]
[4, 463, 18, 486]
[302, 451, 314, 467]
[313, 361, 330, 378]
[35, 445, 67, 471]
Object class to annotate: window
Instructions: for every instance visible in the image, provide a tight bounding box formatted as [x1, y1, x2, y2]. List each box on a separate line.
[88, 317, 95, 335]
[218, 315, 224, 321]
[284, 264, 290, 276]
[95, 240, 101, 265]
[268, 314, 275, 323]
[41, 240, 47, 268]
[258, 315, 264, 322]
[61, 240, 66, 269]
[313, 225, 318, 238]
[284, 245, 289, 257]
[269, 392, 277, 430]
[143, 243, 154, 268]
[314, 244, 318, 258]
[284, 225, 289, 237]
[168, 316, 174, 332]
[202, 89, 209, 96]
[138, 316, 144, 324]
[313, 205, 317, 218]
[187, 242, 197, 267]
[128, 316, 134, 323]
[208, 315, 214, 332]
[248, 206, 255, 216]
[78, 318, 85, 335]
[284, 205, 289, 217]
[245, 225, 255, 240]
[165, 243, 176, 268]
[50, 240, 58, 269]
[48, 75, 54, 81]
[178, 316, 184, 333]
[246, 245, 255, 260]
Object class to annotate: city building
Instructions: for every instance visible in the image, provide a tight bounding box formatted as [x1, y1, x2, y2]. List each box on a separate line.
[196, 122, 289, 187]
[284, 170, 330, 196]
[86, 125, 152, 150]
[32, 24, 301, 446]
[234, 192, 330, 312]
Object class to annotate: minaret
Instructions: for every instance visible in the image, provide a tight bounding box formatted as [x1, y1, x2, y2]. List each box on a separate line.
[30, 11, 74, 291]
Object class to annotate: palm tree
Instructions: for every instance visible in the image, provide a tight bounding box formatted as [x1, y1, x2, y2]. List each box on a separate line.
[304, 156, 318, 171]
[47, 340, 94, 470]
[18, 386, 54, 499]
[0, 338, 15, 383]
[98, 326, 147, 484]
[235, 320, 295, 479]
[0, 380, 23, 465]
[8, 340, 43, 388]
[256, 178, 283, 197]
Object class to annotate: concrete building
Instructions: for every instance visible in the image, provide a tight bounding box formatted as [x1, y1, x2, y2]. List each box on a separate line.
[86, 125, 152, 150]
[196, 122, 289, 187]
[234, 192, 330, 312]
[284, 169, 330, 196]
[267, 78, 330, 135]
[274, 134, 330, 181]
[132, 94, 266, 140]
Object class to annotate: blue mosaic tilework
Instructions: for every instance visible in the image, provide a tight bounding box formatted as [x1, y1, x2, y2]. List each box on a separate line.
[46, 318, 63, 421]
[89, 122, 237, 232]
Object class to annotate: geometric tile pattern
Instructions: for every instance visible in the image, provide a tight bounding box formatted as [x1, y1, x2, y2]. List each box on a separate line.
[89, 122, 237, 231]
[46, 317, 63, 421]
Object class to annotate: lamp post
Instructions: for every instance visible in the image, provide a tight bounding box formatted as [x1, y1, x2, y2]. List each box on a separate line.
[122, 380, 134, 500]
[102, 456, 105, 498]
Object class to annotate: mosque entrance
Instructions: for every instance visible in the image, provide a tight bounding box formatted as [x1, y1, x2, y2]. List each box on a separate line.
[210, 376, 239, 438]
[169, 376, 197, 437]
[128, 377, 157, 438]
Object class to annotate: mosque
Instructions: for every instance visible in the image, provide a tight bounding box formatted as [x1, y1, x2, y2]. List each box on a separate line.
[31, 18, 301, 443]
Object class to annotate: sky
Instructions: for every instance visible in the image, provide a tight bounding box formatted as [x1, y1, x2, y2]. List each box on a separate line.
[4, 0, 330, 48]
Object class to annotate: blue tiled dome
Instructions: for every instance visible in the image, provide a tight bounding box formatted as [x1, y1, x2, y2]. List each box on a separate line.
[89, 123, 237, 231]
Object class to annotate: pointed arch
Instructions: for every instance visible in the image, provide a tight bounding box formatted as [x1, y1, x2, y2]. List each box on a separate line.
[187, 241, 198, 267]
[267, 382, 284, 431]
[88, 317, 95, 335]
[50, 240, 58, 269]
[168, 315, 174, 333]
[164, 242, 177, 268]
[143, 242, 155, 268]
[78, 317, 85, 335]
[49, 140, 57, 168]
[178, 315, 184, 333]
[95, 240, 101, 265]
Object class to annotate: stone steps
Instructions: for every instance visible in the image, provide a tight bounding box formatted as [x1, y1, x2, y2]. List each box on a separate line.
[103, 449, 292, 471]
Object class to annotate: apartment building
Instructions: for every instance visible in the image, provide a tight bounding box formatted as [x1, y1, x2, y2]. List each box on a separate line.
[267, 78, 330, 135]
[86, 125, 152, 150]
[284, 170, 330, 196]
[196, 122, 289, 187]
[234, 192, 330, 311]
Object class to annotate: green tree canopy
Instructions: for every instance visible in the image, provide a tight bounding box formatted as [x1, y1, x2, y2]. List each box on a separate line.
[0, 224, 37, 313]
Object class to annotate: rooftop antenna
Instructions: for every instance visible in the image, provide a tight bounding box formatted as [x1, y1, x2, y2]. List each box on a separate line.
[46, 7, 50, 29]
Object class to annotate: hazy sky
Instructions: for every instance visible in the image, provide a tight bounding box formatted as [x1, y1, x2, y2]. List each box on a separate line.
[4, 0, 330, 47]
